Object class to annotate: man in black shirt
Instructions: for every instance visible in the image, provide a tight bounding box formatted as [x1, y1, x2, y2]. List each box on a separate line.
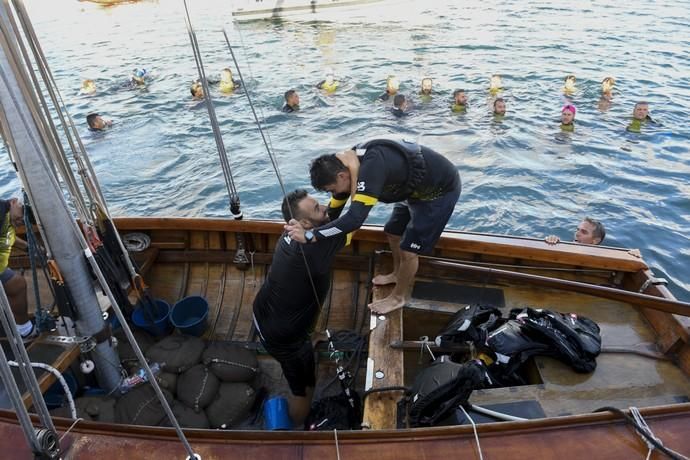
[286, 139, 460, 315]
[253, 189, 348, 424]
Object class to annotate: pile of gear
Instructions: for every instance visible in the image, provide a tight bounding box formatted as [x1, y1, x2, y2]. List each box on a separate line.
[406, 305, 602, 427]
[52, 332, 259, 429]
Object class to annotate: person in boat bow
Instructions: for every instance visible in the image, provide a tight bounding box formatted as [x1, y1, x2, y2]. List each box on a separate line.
[545, 217, 606, 245]
[282, 89, 300, 113]
[253, 189, 350, 425]
[0, 198, 37, 342]
[286, 139, 461, 315]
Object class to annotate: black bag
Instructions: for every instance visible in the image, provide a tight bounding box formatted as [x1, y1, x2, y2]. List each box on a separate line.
[407, 357, 488, 427]
[305, 391, 362, 431]
[436, 304, 503, 346]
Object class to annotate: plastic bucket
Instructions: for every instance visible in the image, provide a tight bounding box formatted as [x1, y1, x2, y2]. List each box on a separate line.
[263, 396, 291, 430]
[132, 299, 172, 336]
[170, 296, 209, 337]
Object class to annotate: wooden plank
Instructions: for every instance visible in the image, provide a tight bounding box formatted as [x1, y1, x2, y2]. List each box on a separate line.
[113, 218, 647, 272]
[20, 338, 81, 408]
[362, 283, 404, 430]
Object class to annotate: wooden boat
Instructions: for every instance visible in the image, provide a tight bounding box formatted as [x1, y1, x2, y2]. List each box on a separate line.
[230, 0, 396, 21]
[1, 216, 688, 458]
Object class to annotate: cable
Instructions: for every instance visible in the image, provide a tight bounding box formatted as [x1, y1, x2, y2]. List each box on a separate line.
[8, 361, 77, 419]
[467, 404, 527, 422]
[460, 405, 484, 460]
[594, 406, 688, 460]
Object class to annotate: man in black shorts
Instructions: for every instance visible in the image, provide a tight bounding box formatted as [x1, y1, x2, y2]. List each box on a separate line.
[285, 139, 460, 315]
[253, 189, 349, 425]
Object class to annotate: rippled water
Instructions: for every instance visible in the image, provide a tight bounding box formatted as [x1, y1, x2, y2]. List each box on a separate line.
[1, 0, 689, 300]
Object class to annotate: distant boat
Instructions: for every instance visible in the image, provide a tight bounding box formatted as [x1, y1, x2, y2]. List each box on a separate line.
[231, 0, 393, 21]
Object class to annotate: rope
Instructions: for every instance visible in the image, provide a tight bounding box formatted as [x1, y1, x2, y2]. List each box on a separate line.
[8, 361, 77, 419]
[630, 407, 688, 460]
[58, 417, 84, 442]
[334, 428, 341, 460]
[468, 404, 527, 422]
[460, 405, 484, 460]
[594, 406, 688, 460]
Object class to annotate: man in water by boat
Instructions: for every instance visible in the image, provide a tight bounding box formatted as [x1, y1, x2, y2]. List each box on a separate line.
[86, 113, 112, 131]
[253, 189, 350, 425]
[378, 75, 399, 101]
[627, 101, 654, 133]
[545, 217, 606, 245]
[493, 97, 506, 117]
[286, 139, 460, 315]
[451, 89, 468, 112]
[419, 77, 433, 102]
[391, 94, 409, 117]
[0, 198, 37, 342]
[282, 89, 300, 113]
[560, 104, 576, 132]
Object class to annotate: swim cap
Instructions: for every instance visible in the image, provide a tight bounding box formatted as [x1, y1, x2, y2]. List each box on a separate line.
[135, 69, 147, 78]
[562, 104, 576, 115]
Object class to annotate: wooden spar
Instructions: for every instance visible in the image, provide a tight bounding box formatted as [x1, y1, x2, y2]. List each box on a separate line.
[427, 259, 690, 317]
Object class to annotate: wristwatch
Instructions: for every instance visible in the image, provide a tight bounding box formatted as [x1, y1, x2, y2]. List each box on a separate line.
[304, 230, 315, 243]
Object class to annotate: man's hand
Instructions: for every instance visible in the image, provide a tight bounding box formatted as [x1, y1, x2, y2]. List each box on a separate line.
[545, 235, 560, 245]
[285, 219, 307, 243]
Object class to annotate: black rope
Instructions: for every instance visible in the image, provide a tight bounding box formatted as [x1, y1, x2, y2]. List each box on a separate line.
[593, 406, 686, 460]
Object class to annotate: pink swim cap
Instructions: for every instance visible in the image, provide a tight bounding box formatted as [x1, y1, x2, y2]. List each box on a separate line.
[562, 104, 576, 115]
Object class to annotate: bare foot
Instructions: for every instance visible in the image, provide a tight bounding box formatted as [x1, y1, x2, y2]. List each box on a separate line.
[368, 294, 407, 315]
[372, 273, 397, 286]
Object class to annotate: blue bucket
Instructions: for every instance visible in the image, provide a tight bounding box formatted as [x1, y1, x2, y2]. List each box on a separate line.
[132, 299, 172, 336]
[263, 396, 292, 430]
[170, 296, 209, 337]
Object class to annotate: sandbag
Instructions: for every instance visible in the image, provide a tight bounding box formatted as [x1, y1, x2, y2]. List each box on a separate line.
[115, 385, 173, 426]
[203, 342, 259, 382]
[159, 400, 210, 429]
[145, 334, 205, 374]
[157, 372, 178, 393]
[115, 328, 155, 366]
[50, 395, 116, 423]
[177, 364, 219, 412]
[205, 382, 256, 429]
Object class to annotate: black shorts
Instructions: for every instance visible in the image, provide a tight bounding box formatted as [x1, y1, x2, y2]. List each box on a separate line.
[383, 185, 461, 255]
[260, 336, 315, 397]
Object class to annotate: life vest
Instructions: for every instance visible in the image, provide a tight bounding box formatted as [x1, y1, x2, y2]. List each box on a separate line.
[0, 209, 15, 273]
[436, 304, 503, 346]
[353, 138, 427, 201]
[407, 356, 489, 427]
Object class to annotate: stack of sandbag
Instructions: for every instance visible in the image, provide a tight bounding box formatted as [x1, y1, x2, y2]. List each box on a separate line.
[50, 394, 116, 423]
[116, 335, 260, 429]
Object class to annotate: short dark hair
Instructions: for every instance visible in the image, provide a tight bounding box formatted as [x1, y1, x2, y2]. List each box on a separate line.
[634, 101, 649, 109]
[284, 89, 296, 102]
[393, 94, 406, 108]
[310, 154, 347, 191]
[86, 113, 99, 129]
[493, 97, 504, 109]
[565, 74, 576, 82]
[453, 89, 465, 96]
[584, 217, 606, 244]
[281, 189, 308, 223]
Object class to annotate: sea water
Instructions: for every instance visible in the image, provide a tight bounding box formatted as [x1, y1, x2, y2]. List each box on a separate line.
[0, 0, 688, 300]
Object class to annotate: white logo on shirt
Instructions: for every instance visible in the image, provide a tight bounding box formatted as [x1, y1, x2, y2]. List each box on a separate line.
[357, 181, 365, 191]
[410, 243, 421, 250]
[283, 235, 292, 245]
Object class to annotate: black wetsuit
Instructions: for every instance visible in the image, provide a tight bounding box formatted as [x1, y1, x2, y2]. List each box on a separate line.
[314, 140, 460, 254]
[282, 103, 297, 113]
[253, 231, 346, 395]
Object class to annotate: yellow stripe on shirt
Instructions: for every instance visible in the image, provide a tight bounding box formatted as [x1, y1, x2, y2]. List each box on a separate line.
[329, 197, 348, 208]
[352, 194, 378, 206]
[346, 232, 353, 246]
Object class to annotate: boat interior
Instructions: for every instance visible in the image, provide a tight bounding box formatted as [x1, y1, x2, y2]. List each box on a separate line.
[4, 217, 690, 431]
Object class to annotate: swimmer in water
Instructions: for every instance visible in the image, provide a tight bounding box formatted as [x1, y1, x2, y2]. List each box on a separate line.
[220, 68, 241, 93]
[420, 77, 433, 99]
[563, 74, 576, 94]
[561, 104, 576, 132]
[190, 80, 204, 99]
[81, 79, 96, 95]
[316, 68, 339, 93]
[598, 76, 615, 112]
[282, 89, 300, 113]
[493, 97, 506, 117]
[130, 68, 148, 86]
[627, 101, 653, 133]
[451, 89, 467, 112]
[378, 75, 399, 101]
[489, 74, 503, 95]
[86, 113, 112, 131]
[391, 94, 409, 117]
